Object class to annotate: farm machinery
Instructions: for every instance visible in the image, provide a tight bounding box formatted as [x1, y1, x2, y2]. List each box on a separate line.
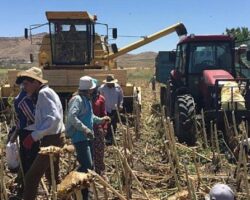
[156, 34, 250, 147]
[0, 11, 188, 130]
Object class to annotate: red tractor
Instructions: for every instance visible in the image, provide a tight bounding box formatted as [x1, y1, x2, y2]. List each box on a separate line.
[156, 34, 250, 145]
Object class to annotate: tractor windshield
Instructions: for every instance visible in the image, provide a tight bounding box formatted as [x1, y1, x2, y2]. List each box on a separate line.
[49, 20, 94, 65]
[189, 42, 232, 73]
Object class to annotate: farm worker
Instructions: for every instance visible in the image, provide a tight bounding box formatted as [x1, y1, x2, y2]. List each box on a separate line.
[206, 183, 235, 200]
[66, 76, 110, 199]
[14, 88, 39, 174]
[91, 78, 108, 177]
[99, 74, 124, 145]
[149, 75, 156, 91]
[10, 87, 39, 197]
[15, 66, 65, 200]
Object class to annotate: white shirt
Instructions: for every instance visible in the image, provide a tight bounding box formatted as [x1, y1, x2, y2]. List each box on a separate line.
[31, 85, 65, 141]
[98, 83, 123, 113]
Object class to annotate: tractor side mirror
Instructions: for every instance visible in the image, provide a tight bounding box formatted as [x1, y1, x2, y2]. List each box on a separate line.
[30, 54, 34, 63]
[24, 28, 29, 39]
[112, 28, 117, 39]
[247, 50, 250, 61]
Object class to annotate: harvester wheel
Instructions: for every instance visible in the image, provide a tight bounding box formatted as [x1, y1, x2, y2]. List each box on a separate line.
[174, 94, 196, 146]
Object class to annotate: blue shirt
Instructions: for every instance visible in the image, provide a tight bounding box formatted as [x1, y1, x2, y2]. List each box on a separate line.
[14, 90, 35, 130]
[31, 85, 65, 141]
[66, 94, 102, 144]
[98, 83, 123, 113]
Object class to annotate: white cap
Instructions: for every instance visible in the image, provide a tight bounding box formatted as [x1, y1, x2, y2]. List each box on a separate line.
[209, 183, 235, 200]
[79, 76, 96, 90]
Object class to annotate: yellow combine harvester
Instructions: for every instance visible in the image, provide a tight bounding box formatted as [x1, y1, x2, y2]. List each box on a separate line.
[1, 11, 187, 117]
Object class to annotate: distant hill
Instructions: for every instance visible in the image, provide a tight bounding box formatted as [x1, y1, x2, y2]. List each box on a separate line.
[0, 35, 157, 68]
[0, 36, 40, 63]
[116, 51, 157, 68]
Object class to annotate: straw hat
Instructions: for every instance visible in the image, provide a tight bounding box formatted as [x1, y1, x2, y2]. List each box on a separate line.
[79, 76, 96, 90]
[16, 67, 48, 85]
[103, 74, 118, 83]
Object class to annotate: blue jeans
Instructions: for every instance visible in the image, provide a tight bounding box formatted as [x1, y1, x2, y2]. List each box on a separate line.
[74, 140, 93, 199]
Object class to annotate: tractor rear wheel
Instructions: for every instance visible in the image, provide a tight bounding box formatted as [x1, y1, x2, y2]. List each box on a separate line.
[174, 94, 196, 146]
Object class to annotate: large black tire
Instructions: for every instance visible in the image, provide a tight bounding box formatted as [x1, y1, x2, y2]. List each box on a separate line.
[174, 94, 196, 146]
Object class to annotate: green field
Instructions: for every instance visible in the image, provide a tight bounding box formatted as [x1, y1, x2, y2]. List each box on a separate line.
[0, 68, 8, 75]
[127, 67, 154, 82]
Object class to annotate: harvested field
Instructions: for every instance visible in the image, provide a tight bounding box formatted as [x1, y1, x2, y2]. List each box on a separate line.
[0, 68, 249, 199]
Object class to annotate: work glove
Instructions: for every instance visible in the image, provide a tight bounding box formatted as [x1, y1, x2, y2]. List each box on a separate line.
[84, 128, 95, 140]
[23, 134, 34, 150]
[102, 116, 111, 123]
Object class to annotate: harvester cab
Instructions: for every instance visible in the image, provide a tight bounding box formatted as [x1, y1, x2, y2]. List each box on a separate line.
[26, 11, 117, 68]
[157, 34, 250, 146]
[44, 13, 95, 65]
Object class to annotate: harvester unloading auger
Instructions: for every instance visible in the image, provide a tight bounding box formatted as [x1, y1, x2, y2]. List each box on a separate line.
[0, 11, 187, 128]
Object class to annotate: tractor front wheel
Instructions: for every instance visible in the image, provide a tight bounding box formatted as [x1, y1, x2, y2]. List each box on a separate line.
[174, 94, 196, 146]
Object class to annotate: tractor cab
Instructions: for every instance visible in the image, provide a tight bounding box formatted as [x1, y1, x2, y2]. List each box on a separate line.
[45, 12, 96, 66]
[173, 35, 235, 107]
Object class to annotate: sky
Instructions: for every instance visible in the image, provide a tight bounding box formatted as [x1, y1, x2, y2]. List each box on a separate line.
[1, 0, 250, 54]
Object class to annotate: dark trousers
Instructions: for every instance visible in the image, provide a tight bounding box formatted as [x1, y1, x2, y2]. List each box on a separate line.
[19, 130, 40, 175]
[74, 140, 93, 200]
[23, 133, 64, 200]
[93, 128, 105, 174]
[106, 110, 118, 143]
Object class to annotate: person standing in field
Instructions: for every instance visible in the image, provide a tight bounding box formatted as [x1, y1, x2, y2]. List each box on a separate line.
[66, 76, 110, 199]
[99, 74, 124, 145]
[149, 75, 156, 91]
[15, 67, 65, 200]
[91, 78, 108, 177]
[8, 88, 39, 198]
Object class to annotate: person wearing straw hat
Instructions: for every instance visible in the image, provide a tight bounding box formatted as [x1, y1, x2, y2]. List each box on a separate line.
[66, 76, 110, 199]
[99, 74, 124, 145]
[15, 66, 65, 200]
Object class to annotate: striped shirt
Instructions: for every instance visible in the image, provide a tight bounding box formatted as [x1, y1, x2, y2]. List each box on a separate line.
[14, 90, 35, 130]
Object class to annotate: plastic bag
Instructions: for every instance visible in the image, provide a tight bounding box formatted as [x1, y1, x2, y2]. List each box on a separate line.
[6, 141, 19, 170]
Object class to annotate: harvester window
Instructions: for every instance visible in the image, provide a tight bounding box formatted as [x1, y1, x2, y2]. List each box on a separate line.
[50, 21, 93, 65]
